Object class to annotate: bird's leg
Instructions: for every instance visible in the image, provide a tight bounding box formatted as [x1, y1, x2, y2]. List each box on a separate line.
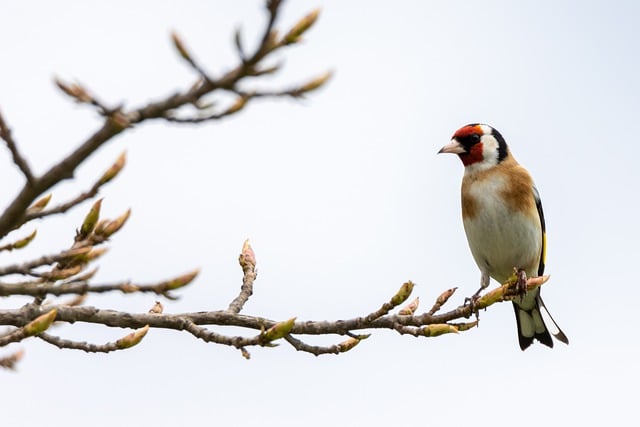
[464, 272, 490, 316]
[473, 271, 491, 298]
[515, 268, 528, 296]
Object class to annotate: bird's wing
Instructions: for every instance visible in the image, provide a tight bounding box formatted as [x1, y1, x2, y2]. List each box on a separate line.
[533, 185, 546, 276]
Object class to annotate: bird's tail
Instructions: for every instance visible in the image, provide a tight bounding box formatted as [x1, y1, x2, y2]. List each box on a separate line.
[513, 290, 569, 351]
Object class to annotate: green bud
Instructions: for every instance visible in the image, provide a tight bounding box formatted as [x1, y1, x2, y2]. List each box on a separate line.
[97, 152, 126, 186]
[163, 269, 200, 290]
[13, 230, 37, 249]
[78, 199, 103, 240]
[24, 309, 57, 336]
[116, 325, 149, 349]
[283, 9, 320, 44]
[262, 317, 296, 343]
[422, 324, 458, 337]
[390, 281, 414, 307]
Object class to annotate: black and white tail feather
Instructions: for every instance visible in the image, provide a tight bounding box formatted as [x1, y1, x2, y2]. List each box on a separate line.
[512, 187, 569, 350]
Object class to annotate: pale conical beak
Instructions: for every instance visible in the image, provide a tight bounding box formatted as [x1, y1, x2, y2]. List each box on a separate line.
[438, 140, 466, 154]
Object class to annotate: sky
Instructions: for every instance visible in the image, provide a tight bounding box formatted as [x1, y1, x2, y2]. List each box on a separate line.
[1, 0, 639, 425]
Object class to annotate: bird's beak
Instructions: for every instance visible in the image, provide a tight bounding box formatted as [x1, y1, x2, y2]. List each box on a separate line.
[438, 140, 466, 154]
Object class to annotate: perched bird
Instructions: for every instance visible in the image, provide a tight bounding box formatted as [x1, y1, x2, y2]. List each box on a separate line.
[438, 123, 568, 350]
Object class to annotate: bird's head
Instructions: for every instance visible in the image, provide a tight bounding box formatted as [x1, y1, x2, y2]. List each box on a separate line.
[438, 124, 508, 169]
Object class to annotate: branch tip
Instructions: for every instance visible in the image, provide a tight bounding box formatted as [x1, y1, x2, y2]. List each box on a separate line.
[239, 239, 256, 271]
[0, 229, 37, 252]
[162, 269, 200, 291]
[116, 325, 150, 349]
[97, 208, 131, 238]
[398, 297, 420, 316]
[97, 151, 127, 186]
[283, 8, 321, 45]
[27, 194, 53, 215]
[337, 333, 370, 353]
[77, 198, 103, 240]
[170, 31, 192, 62]
[390, 281, 414, 307]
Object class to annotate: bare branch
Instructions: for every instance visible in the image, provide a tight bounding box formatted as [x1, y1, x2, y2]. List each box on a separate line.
[0, 247, 92, 277]
[0, 118, 127, 238]
[54, 78, 117, 116]
[183, 319, 262, 348]
[0, 276, 550, 355]
[0, 229, 37, 253]
[26, 190, 101, 223]
[0, 272, 197, 299]
[171, 32, 215, 83]
[0, 1, 326, 239]
[284, 333, 369, 356]
[25, 153, 125, 224]
[227, 240, 257, 313]
[0, 309, 57, 347]
[0, 328, 24, 347]
[363, 281, 414, 322]
[38, 325, 149, 353]
[427, 287, 458, 315]
[0, 109, 35, 184]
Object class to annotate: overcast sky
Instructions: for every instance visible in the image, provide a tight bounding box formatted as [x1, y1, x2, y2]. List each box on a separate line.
[1, 1, 639, 425]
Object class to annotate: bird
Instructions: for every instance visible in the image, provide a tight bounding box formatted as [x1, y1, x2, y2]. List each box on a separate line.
[438, 123, 569, 350]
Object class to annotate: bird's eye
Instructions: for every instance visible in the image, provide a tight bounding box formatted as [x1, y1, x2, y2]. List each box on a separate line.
[470, 134, 481, 143]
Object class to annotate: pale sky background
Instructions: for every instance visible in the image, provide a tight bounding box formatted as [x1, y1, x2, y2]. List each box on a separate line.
[1, 1, 639, 425]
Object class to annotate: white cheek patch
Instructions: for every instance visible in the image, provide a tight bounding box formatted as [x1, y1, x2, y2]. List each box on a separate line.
[462, 134, 501, 176]
[480, 135, 500, 166]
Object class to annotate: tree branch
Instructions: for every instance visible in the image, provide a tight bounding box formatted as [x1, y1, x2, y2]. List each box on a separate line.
[0, 109, 35, 184]
[226, 239, 257, 313]
[0, 274, 550, 355]
[0, 119, 126, 238]
[0, 1, 537, 371]
[0, 1, 328, 239]
[0, 271, 198, 299]
[38, 326, 149, 353]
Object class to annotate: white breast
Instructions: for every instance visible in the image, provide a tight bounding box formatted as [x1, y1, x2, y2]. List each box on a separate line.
[462, 174, 542, 284]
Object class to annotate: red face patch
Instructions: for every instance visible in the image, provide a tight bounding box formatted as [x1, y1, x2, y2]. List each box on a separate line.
[452, 124, 484, 166]
[459, 142, 484, 166]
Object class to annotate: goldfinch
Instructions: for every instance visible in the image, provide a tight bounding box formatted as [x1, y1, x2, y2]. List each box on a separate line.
[438, 123, 569, 350]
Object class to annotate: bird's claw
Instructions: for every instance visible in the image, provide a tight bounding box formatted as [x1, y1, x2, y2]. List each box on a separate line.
[515, 269, 528, 295]
[464, 293, 481, 319]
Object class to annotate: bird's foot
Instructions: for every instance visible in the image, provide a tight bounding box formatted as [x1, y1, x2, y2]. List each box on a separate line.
[464, 290, 483, 319]
[515, 269, 528, 295]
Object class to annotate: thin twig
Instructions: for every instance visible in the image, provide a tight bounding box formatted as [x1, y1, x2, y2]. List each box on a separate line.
[0, 247, 94, 276]
[25, 186, 100, 222]
[284, 335, 344, 356]
[0, 110, 35, 184]
[182, 319, 262, 348]
[38, 332, 134, 353]
[0, 280, 175, 299]
[0, 327, 25, 347]
[227, 240, 257, 313]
